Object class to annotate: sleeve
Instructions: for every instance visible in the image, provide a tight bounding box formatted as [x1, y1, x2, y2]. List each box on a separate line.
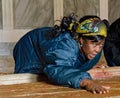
[43, 38, 92, 88]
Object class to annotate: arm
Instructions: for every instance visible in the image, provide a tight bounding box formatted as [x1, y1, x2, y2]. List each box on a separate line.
[44, 64, 92, 88]
[43, 39, 92, 88]
[44, 55, 110, 94]
[42, 35, 110, 93]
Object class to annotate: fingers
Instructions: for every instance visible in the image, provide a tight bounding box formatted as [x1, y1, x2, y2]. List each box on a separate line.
[93, 64, 109, 69]
[80, 79, 110, 94]
[91, 85, 110, 94]
[102, 86, 110, 93]
[101, 64, 109, 69]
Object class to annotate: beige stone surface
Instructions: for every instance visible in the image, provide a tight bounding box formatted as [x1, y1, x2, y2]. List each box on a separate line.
[0, 77, 119, 98]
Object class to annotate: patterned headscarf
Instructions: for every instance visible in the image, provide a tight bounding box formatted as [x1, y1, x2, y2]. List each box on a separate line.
[75, 18, 108, 37]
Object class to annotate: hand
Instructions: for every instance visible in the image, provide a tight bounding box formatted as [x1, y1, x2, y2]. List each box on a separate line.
[80, 79, 110, 94]
[93, 64, 109, 69]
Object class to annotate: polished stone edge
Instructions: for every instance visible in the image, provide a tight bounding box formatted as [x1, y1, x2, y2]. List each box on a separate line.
[0, 67, 120, 85]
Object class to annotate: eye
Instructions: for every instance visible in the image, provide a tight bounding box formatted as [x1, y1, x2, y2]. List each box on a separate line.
[100, 44, 104, 48]
[92, 42, 104, 48]
[93, 42, 97, 47]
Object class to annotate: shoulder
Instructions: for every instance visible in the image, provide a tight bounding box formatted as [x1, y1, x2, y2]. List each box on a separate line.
[54, 32, 79, 53]
[29, 27, 53, 34]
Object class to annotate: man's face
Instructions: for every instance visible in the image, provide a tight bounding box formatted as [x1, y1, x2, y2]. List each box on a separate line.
[80, 38, 105, 60]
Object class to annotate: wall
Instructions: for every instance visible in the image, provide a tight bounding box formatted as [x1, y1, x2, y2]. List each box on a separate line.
[109, 0, 120, 24]
[0, 0, 109, 42]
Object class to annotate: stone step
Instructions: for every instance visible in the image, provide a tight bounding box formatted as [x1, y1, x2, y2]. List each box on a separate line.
[0, 67, 120, 85]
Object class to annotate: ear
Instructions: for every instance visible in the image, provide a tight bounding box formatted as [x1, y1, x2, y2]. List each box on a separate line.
[79, 37, 83, 44]
[79, 37, 84, 47]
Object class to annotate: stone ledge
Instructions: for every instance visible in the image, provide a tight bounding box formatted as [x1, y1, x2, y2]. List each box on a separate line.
[0, 67, 120, 85]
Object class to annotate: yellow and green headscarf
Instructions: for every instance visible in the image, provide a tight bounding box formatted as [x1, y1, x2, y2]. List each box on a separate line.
[75, 18, 108, 37]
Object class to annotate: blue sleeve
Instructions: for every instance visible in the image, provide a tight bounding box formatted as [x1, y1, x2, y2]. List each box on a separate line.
[43, 38, 92, 88]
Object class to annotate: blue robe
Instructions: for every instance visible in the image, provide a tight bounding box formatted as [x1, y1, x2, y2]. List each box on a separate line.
[13, 27, 102, 88]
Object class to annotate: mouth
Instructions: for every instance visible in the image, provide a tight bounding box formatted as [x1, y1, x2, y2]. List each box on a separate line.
[89, 54, 97, 59]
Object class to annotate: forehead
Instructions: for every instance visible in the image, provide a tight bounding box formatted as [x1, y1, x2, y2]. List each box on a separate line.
[84, 39, 105, 44]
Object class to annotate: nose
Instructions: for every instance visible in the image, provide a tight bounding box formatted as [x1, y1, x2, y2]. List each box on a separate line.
[95, 45, 101, 53]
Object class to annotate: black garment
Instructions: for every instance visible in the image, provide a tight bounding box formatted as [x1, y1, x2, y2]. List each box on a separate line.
[104, 38, 120, 66]
[104, 18, 120, 66]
